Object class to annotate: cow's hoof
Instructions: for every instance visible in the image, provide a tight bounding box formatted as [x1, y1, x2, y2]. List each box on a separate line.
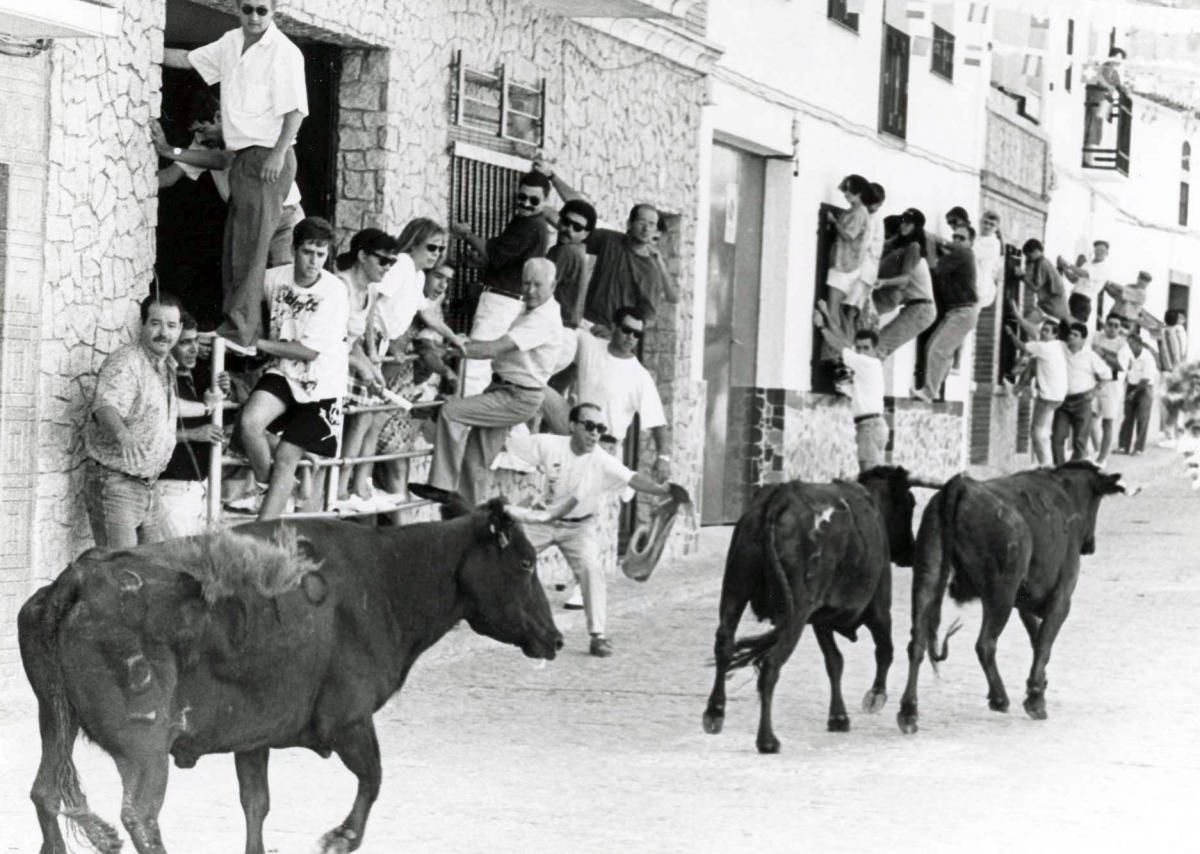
[827, 715, 851, 733]
[756, 735, 781, 754]
[988, 696, 1010, 713]
[317, 826, 360, 854]
[897, 712, 919, 735]
[862, 689, 887, 714]
[702, 710, 724, 735]
[1023, 697, 1047, 720]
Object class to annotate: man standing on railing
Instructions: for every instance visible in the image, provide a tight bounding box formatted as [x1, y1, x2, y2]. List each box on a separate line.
[505, 401, 682, 658]
[230, 217, 348, 520]
[450, 171, 552, 396]
[162, 0, 308, 349]
[428, 258, 562, 507]
[155, 312, 233, 538]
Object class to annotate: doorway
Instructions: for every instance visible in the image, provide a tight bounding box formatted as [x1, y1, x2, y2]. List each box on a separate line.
[157, 0, 341, 328]
[701, 143, 764, 525]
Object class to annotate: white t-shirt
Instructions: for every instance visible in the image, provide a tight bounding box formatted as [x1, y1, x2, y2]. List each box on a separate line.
[1064, 343, 1111, 395]
[187, 24, 308, 152]
[841, 348, 885, 417]
[1092, 332, 1132, 382]
[374, 254, 431, 344]
[1026, 340, 1069, 403]
[973, 232, 1002, 308]
[566, 331, 667, 439]
[505, 434, 634, 518]
[263, 266, 349, 402]
[492, 298, 563, 388]
[1126, 348, 1159, 386]
[1073, 257, 1112, 301]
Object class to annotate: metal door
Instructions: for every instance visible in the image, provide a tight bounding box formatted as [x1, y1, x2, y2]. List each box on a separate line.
[702, 143, 764, 524]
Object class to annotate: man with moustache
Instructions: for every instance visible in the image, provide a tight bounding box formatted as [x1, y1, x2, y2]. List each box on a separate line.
[451, 171, 553, 396]
[84, 292, 192, 547]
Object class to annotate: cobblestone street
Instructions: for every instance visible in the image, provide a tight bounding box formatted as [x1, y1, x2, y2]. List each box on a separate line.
[2, 451, 1198, 854]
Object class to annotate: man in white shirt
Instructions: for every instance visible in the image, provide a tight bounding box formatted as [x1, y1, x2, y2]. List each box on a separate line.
[815, 302, 888, 471]
[430, 258, 563, 506]
[506, 402, 680, 657]
[1060, 239, 1115, 323]
[163, 0, 308, 349]
[1007, 305, 1069, 468]
[973, 210, 1003, 311]
[1118, 332, 1159, 455]
[231, 218, 348, 520]
[1052, 321, 1113, 465]
[1091, 315, 1133, 466]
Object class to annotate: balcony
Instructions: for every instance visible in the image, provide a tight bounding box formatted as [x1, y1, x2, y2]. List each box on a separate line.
[1082, 84, 1132, 177]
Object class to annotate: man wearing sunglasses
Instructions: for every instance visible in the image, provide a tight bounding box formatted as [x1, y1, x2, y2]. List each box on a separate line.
[505, 402, 682, 657]
[535, 164, 679, 328]
[451, 171, 553, 396]
[548, 198, 598, 328]
[163, 0, 308, 350]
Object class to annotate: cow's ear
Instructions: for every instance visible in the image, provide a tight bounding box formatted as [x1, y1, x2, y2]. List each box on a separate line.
[1101, 473, 1126, 495]
[410, 483, 471, 518]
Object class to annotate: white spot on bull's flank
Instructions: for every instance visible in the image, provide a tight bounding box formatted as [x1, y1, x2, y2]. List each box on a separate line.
[128, 709, 157, 723]
[811, 506, 836, 534]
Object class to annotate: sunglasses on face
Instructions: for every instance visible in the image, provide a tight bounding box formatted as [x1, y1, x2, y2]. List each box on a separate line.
[370, 252, 397, 267]
[515, 193, 541, 205]
[425, 243, 446, 253]
[951, 234, 968, 242]
[561, 219, 589, 233]
[617, 325, 644, 339]
[241, 4, 270, 16]
[575, 420, 608, 435]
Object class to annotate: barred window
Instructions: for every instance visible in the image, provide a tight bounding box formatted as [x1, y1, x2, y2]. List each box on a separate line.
[931, 25, 955, 81]
[879, 25, 910, 139]
[827, 0, 859, 33]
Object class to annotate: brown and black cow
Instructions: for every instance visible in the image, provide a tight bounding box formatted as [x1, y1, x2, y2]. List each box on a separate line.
[702, 466, 935, 754]
[18, 494, 561, 854]
[897, 461, 1124, 734]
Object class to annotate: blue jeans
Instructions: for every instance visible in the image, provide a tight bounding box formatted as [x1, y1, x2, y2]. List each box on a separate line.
[84, 460, 163, 548]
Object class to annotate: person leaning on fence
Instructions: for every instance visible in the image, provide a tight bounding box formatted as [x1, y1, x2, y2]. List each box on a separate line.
[427, 257, 564, 507]
[451, 172, 552, 396]
[163, 0, 308, 350]
[230, 217, 349, 520]
[84, 291, 205, 547]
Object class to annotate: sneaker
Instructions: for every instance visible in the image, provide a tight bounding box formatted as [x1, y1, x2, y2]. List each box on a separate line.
[225, 491, 265, 514]
[589, 636, 613, 658]
[563, 585, 584, 610]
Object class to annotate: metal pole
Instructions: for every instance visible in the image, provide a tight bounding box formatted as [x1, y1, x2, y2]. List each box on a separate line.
[206, 337, 226, 528]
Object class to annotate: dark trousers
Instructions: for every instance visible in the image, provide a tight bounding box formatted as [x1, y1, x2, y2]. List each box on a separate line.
[219, 146, 297, 346]
[1051, 391, 1094, 465]
[1119, 383, 1153, 452]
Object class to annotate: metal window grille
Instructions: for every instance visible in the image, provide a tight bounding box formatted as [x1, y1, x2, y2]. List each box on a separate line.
[1180, 181, 1190, 228]
[931, 25, 955, 81]
[827, 0, 860, 32]
[1183, 141, 1191, 172]
[446, 154, 525, 332]
[450, 51, 546, 147]
[879, 25, 910, 139]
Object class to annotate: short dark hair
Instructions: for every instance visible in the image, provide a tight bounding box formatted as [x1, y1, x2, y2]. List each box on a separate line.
[568, 402, 602, 423]
[946, 206, 971, 224]
[1067, 321, 1089, 338]
[292, 216, 336, 250]
[613, 306, 645, 327]
[1093, 239, 1110, 249]
[560, 198, 597, 233]
[628, 203, 659, 226]
[854, 329, 879, 346]
[869, 182, 886, 205]
[1165, 308, 1182, 326]
[839, 174, 871, 198]
[1022, 238, 1044, 255]
[180, 310, 198, 332]
[139, 290, 183, 323]
[518, 171, 552, 195]
[337, 227, 401, 271]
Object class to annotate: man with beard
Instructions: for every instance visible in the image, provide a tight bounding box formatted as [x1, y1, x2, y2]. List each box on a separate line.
[84, 292, 189, 547]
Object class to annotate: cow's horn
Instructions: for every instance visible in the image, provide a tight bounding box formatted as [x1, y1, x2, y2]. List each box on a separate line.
[907, 476, 945, 490]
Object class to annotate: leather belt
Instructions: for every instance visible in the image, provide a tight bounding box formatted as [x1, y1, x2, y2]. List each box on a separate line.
[854, 414, 884, 424]
[491, 374, 541, 392]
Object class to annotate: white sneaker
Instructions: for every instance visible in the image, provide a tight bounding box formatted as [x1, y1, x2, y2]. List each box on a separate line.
[563, 585, 584, 610]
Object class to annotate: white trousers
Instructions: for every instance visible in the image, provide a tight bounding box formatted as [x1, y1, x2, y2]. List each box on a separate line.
[523, 519, 606, 636]
[462, 290, 525, 397]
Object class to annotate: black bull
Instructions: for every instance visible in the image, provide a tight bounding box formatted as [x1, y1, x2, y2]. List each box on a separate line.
[18, 498, 562, 854]
[701, 467, 931, 754]
[897, 462, 1124, 734]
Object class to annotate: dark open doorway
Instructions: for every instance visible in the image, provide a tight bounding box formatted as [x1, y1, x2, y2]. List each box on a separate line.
[156, 0, 341, 328]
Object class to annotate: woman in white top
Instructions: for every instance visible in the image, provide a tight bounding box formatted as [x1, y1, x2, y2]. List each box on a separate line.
[334, 228, 402, 504]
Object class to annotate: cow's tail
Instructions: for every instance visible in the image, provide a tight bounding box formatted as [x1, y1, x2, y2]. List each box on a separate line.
[923, 477, 967, 668]
[19, 564, 121, 853]
[728, 495, 798, 672]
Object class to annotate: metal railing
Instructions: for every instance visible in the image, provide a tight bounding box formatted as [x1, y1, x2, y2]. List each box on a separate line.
[204, 338, 454, 526]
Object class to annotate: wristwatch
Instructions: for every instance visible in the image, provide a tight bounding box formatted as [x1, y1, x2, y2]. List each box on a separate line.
[171, 147, 182, 158]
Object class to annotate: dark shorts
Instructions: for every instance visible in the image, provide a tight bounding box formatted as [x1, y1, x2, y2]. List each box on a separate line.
[253, 372, 343, 458]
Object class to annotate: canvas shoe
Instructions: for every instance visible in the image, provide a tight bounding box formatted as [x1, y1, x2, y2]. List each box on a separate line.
[589, 635, 613, 658]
